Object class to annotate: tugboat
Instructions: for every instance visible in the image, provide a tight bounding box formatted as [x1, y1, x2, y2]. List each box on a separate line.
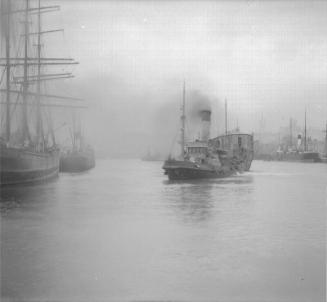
[0, 0, 80, 185]
[162, 84, 253, 180]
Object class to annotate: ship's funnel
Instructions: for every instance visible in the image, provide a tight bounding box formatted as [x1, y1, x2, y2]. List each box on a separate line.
[200, 110, 211, 141]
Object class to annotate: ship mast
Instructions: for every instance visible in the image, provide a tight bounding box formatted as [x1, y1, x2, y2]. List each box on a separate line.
[180, 81, 186, 158]
[36, 0, 43, 147]
[225, 98, 228, 135]
[304, 107, 307, 152]
[289, 117, 293, 148]
[324, 121, 327, 156]
[22, 0, 30, 142]
[0, 0, 83, 145]
[4, 0, 11, 142]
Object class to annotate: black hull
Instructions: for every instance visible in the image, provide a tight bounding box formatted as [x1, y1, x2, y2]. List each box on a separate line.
[60, 153, 95, 173]
[165, 167, 234, 180]
[0, 146, 60, 186]
[163, 160, 235, 180]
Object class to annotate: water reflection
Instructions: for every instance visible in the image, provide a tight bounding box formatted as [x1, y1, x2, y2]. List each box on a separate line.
[162, 173, 254, 224]
[1, 160, 325, 301]
[162, 172, 254, 186]
[0, 179, 59, 215]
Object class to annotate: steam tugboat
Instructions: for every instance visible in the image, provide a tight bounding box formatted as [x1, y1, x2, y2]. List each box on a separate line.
[162, 84, 254, 180]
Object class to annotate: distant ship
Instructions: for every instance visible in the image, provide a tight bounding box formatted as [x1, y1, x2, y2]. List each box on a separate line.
[320, 121, 327, 163]
[60, 147, 95, 173]
[0, 0, 80, 185]
[162, 84, 253, 180]
[141, 148, 162, 161]
[277, 150, 322, 163]
[60, 124, 95, 173]
[276, 111, 322, 163]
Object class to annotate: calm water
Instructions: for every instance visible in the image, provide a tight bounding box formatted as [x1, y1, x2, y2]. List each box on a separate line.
[1, 160, 326, 301]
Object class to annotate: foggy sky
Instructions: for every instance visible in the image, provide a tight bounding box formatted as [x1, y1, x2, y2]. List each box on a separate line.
[42, 1, 327, 157]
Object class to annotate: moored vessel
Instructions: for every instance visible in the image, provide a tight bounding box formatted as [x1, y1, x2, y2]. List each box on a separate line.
[0, 0, 80, 185]
[60, 147, 95, 172]
[276, 110, 322, 163]
[60, 126, 95, 172]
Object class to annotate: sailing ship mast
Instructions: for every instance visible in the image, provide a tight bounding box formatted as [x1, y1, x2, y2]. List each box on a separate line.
[22, 0, 30, 142]
[36, 0, 42, 146]
[289, 117, 293, 148]
[324, 121, 327, 156]
[180, 81, 186, 158]
[225, 98, 228, 135]
[304, 107, 307, 152]
[0, 0, 83, 147]
[4, 0, 11, 142]
[0, 0, 90, 185]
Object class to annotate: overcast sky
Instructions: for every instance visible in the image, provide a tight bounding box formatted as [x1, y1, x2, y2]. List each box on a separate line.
[39, 0, 327, 155]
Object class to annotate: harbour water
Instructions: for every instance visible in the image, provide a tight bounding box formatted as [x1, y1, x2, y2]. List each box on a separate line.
[1, 160, 326, 301]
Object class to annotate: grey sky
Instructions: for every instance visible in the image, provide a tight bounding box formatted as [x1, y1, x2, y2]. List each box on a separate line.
[41, 0, 327, 155]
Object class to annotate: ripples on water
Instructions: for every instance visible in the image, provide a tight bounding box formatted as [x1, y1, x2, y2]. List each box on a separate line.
[1, 160, 326, 301]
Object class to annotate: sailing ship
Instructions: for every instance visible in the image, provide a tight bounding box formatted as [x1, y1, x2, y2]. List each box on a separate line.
[162, 84, 253, 180]
[59, 115, 95, 172]
[276, 110, 322, 163]
[0, 0, 81, 185]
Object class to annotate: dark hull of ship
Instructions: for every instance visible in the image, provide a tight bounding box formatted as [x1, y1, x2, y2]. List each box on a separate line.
[0, 146, 60, 186]
[229, 156, 253, 172]
[163, 159, 234, 180]
[60, 152, 95, 173]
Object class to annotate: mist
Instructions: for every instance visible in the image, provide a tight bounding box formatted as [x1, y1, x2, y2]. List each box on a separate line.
[38, 0, 327, 158]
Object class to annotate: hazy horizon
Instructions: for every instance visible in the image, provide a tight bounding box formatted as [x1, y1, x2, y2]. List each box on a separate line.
[2, 0, 327, 157]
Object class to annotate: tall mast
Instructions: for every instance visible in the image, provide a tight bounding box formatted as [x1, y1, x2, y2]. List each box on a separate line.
[36, 0, 42, 144]
[324, 121, 327, 156]
[225, 98, 227, 135]
[180, 81, 186, 158]
[5, 0, 11, 142]
[22, 0, 30, 141]
[72, 111, 76, 151]
[289, 117, 292, 148]
[304, 107, 307, 152]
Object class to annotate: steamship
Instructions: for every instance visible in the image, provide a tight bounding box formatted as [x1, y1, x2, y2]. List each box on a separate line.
[162, 84, 253, 180]
[0, 0, 80, 185]
[276, 112, 322, 163]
